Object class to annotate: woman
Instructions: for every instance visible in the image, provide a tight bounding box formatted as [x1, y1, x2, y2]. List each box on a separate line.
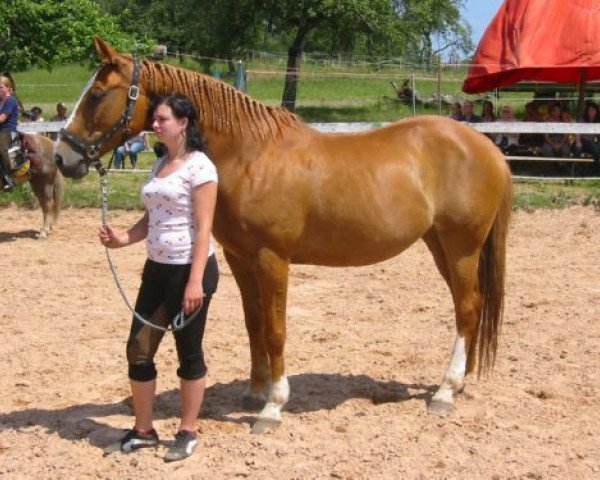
[494, 105, 519, 155]
[577, 101, 600, 162]
[448, 101, 464, 121]
[481, 99, 496, 122]
[114, 131, 151, 169]
[0, 75, 20, 190]
[99, 93, 219, 462]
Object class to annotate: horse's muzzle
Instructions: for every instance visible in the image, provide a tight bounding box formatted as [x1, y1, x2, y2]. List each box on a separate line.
[55, 153, 88, 179]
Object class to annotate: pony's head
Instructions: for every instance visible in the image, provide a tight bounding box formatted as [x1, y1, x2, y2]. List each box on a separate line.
[54, 37, 152, 178]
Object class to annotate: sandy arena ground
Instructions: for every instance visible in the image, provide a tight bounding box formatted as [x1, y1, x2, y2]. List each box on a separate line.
[0, 205, 599, 479]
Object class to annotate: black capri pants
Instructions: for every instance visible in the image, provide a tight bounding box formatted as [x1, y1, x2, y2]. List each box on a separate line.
[126, 254, 219, 382]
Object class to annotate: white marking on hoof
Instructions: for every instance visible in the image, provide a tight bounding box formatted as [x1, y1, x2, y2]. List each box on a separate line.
[268, 376, 290, 406]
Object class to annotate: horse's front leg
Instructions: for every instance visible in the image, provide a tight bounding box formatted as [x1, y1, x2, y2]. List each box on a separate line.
[223, 250, 270, 408]
[251, 248, 290, 434]
[32, 180, 53, 239]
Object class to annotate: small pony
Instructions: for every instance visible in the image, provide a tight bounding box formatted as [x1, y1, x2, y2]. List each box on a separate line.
[2, 133, 63, 238]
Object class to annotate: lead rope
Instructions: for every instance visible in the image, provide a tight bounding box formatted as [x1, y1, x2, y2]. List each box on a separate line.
[100, 175, 199, 332]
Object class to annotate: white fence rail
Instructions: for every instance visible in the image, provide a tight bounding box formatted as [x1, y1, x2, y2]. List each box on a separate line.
[19, 120, 600, 136]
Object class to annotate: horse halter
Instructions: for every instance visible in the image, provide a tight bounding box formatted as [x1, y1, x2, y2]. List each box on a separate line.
[59, 57, 141, 176]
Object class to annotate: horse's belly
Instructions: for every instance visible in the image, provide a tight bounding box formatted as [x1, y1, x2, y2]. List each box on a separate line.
[291, 217, 429, 267]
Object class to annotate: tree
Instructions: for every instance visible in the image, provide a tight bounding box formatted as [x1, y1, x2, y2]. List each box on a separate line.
[0, 0, 139, 72]
[254, 0, 399, 111]
[395, 0, 473, 69]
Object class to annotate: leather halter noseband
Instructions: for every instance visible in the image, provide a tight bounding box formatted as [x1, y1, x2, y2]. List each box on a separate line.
[59, 57, 141, 176]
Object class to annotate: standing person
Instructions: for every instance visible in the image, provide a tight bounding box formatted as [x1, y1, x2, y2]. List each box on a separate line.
[576, 101, 600, 174]
[114, 131, 151, 169]
[0, 75, 20, 190]
[49, 102, 68, 140]
[99, 93, 219, 462]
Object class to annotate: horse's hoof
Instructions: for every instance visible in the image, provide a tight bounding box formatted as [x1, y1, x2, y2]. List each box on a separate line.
[242, 395, 264, 412]
[428, 399, 454, 416]
[251, 418, 281, 435]
[35, 231, 48, 240]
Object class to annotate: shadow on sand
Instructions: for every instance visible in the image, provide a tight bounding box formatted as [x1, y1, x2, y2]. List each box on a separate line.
[0, 373, 437, 449]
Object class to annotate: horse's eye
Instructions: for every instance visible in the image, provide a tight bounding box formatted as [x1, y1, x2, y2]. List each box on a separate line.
[90, 88, 105, 100]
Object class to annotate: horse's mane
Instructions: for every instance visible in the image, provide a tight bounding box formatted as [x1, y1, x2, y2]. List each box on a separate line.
[140, 58, 300, 140]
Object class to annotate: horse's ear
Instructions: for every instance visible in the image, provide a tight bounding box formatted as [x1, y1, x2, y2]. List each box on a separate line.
[94, 37, 119, 64]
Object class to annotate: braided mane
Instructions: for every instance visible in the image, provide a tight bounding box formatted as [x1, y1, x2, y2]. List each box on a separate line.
[140, 59, 300, 140]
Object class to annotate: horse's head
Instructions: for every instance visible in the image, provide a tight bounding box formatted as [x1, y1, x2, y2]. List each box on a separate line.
[54, 37, 152, 178]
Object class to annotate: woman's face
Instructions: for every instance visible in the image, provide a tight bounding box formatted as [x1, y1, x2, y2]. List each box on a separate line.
[0, 82, 11, 100]
[152, 103, 187, 144]
[587, 106, 598, 119]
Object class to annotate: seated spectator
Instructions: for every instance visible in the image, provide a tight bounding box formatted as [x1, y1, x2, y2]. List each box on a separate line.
[561, 106, 581, 158]
[576, 101, 600, 162]
[31, 106, 44, 122]
[494, 105, 519, 155]
[520, 101, 545, 150]
[462, 100, 481, 123]
[49, 102, 68, 140]
[542, 103, 571, 158]
[448, 102, 465, 121]
[480, 100, 496, 122]
[114, 131, 150, 169]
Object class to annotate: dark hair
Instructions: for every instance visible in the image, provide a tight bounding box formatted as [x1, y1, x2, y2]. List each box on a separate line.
[151, 93, 205, 153]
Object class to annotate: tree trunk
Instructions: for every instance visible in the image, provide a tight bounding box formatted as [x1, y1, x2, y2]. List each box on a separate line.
[281, 28, 309, 112]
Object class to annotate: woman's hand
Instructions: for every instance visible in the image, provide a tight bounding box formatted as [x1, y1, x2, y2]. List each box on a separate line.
[98, 224, 128, 248]
[183, 279, 205, 315]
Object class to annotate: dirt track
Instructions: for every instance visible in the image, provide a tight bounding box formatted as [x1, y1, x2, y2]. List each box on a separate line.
[0, 205, 599, 479]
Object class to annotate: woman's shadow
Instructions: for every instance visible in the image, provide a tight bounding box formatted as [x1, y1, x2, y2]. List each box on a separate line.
[0, 373, 436, 449]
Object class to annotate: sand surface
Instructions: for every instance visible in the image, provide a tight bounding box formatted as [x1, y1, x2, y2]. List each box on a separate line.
[0, 205, 599, 479]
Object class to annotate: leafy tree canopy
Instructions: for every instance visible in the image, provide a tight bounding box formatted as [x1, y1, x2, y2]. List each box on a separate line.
[0, 0, 142, 71]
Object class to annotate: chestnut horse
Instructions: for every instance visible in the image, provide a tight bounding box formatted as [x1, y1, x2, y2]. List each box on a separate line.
[55, 38, 512, 433]
[2, 134, 63, 239]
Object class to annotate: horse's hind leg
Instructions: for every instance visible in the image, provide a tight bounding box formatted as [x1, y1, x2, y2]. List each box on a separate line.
[425, 229, 483, 414]
[223, 250, 271, 409]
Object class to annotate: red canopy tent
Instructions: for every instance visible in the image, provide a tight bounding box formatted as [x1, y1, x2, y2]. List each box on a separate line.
[462, 0, 600, 94]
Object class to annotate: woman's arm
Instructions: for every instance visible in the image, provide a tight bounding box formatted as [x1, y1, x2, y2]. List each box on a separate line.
[183, 181, 217, 315]
[98, 210, 149, 248]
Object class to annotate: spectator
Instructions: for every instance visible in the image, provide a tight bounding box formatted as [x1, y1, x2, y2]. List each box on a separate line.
[561, 106, 581, 158]
[494, 105, 519, 155]
[448, 102, 465, 121]
[30, 106, 44, 122]
[576, 101, 600, 163]
[481, 100, 496, 122]
[542, 103, 571, 157]
[521, 101, 545, 150]
[462, 100, 481, 123]
[49, 102, 68, 140]
[114, 131, 151, 169]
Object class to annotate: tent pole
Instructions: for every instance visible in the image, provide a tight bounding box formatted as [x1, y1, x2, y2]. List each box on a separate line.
[437, 61, 442, 115]
[578, 68, 587, 118]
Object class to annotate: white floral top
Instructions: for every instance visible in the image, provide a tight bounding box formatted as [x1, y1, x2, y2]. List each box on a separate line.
[141, 151, 218, 264]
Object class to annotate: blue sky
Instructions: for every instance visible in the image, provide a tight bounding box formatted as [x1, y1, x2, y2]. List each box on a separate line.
[462, 0, 504, 44]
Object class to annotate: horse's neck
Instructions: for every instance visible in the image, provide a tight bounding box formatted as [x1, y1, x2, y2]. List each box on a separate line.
[142, 60, 300, 153]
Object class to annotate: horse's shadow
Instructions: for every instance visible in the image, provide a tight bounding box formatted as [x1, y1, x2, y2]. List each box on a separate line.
[0, 230, 39, 242]
[0, 373, 437, 448]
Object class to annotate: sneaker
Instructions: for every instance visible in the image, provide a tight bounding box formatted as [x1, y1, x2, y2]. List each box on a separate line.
[103, 428, 159, 455]
[164, 430, 198, 462]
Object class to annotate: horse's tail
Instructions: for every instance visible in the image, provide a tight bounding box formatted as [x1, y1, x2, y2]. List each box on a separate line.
[52, 170, 63, 223]
[473, 171, 513, 376]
